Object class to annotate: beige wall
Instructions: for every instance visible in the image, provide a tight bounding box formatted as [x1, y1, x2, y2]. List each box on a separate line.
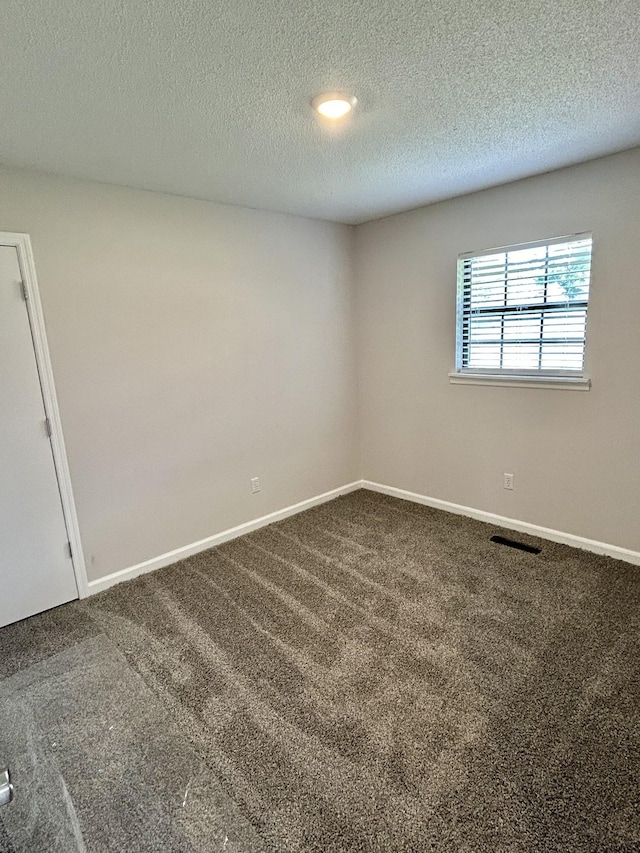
[355, 149, 640, 552]
[2, 148, 638, 586]
[0, 168, 357, 582]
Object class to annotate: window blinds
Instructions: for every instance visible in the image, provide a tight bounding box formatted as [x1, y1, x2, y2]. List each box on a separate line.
[457, 235, 592, 375]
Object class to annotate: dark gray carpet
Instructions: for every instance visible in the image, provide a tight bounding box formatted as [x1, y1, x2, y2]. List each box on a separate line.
[0, 636, 263, 852]
[1, 489, 639, 851]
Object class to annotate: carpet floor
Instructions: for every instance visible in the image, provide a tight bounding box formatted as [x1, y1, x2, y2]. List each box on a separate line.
[1, 489, 639, 851]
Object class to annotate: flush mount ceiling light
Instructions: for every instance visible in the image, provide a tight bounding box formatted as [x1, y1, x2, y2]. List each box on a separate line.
[312, 93, 357, 120]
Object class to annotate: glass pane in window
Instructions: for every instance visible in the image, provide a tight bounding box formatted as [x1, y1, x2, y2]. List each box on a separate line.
[469, 317, 502, 341]
[502, 343, 540, 370]
[505, 246, 546, 307]
[467, 343, 501, 369]
[542, 310, 587, 340]
[469, 254, 507, 309]
[540, 343, 584, 371]
[502, 315, 541, 340]
[546, 241, 591, 302]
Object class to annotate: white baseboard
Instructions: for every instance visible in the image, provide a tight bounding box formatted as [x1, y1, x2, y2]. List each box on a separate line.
[88, 477, 639, 596]
[87, 481, 362, 595]
[361, 480, 640, 566]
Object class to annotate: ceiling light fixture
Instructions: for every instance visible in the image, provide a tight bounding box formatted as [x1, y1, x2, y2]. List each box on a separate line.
[312, 94, 357, 120]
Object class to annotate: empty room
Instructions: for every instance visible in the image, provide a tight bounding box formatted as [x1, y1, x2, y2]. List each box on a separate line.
[0, 0, 639, 850]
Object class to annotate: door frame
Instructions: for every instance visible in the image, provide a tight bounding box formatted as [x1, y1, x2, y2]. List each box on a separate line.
[0, 231, 88, 598]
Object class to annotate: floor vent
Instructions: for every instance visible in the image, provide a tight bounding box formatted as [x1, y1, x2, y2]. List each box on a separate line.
[490, 535, 541, 554]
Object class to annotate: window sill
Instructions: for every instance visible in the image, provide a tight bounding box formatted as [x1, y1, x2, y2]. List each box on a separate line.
[448, 372, 591, 391]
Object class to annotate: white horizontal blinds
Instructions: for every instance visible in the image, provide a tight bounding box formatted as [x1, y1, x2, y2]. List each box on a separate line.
[460, 236, 592, 374]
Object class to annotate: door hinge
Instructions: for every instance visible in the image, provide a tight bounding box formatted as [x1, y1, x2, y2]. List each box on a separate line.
[44, 417, 52, 438]
[66, 541, 73, 559]
[20, 281, 28, 301]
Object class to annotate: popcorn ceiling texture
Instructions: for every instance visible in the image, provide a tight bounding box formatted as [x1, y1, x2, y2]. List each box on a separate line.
[0, 0, 638, 223]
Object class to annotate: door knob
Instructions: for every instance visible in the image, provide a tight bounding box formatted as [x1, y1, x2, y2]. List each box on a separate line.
[0, 768, 13, 807]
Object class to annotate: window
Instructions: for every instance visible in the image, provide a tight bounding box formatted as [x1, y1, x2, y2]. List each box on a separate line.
[455, 234, 592, 384]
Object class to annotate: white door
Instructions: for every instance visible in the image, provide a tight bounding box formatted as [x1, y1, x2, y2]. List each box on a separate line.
[1, 244, 78, 627]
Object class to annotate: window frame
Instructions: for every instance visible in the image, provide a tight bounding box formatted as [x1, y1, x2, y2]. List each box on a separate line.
[452, 233, 592, 389]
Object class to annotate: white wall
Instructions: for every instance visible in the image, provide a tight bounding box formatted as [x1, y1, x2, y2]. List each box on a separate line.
[0, 168, 357, 582]
[355, 149, 640, 553]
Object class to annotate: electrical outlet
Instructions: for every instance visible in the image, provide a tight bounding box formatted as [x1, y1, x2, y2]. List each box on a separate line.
[251, 477, 260, 494]
[503, 473, 514, 490]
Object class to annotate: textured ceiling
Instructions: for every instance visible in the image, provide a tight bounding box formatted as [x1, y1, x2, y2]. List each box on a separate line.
[0, 0, 639, 223]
